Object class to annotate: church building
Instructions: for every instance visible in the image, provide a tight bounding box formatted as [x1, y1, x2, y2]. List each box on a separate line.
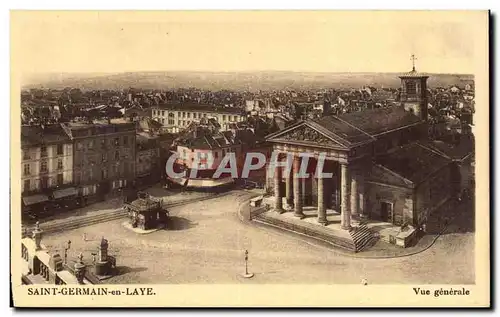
[265, 64, 457, 234]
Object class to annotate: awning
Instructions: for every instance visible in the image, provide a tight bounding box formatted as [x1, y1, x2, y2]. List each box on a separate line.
[22, 194, 49, 206]
[53, 187, 78, 199]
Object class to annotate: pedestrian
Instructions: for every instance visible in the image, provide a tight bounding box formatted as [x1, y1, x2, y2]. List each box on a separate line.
[361, 278, 368, 286]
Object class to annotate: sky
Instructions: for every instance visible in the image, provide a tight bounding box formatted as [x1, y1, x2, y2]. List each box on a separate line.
[11, 11, 487, 75]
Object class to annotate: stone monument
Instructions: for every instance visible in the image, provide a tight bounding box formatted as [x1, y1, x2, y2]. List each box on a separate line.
[74, 252, 86, 284]
[94, 237, 116, 276]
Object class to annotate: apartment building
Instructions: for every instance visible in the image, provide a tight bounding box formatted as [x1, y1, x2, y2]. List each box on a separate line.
[151, 103, 246, 133]
[62, 120, 136, 203]
[21, 124, 74, 211]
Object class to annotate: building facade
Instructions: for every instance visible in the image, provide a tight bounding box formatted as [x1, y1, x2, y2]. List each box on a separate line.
[151, 103, 246, 133]
[21, 124, 74, 211]
[135, 133, 161, 188]
[62, 120, 136, 203]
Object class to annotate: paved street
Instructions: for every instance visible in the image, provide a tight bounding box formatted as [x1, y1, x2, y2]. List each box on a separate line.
[42, 190, 474, 284]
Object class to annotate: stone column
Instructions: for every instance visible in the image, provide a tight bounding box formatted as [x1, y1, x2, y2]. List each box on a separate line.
[340, 163, 351, 230]
[301, 178, 307, 206]
[274, 155, 283, 213]
[293, 156, 304, 218]
[358, 172, 366, 218]
[317, 175, 327, 225]
[351, 171, 359, 222]
[285, 166, 293, 209]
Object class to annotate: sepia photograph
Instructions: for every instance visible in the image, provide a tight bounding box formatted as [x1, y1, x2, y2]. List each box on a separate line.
[10, 10, 490, 307]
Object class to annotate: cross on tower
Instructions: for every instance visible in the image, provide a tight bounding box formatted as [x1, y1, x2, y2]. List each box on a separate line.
[410, 54, 417, 72]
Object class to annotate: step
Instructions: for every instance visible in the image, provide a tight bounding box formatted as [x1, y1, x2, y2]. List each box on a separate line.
[253, 213, 356, 252]
[349, 225, 378, 252]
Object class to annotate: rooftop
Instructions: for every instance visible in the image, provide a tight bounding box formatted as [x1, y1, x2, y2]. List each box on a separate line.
[153, 103, 244, 114]
[376, 143, 451, 184]
[419, 137, 474, 161]
[399, 68, 429, 79]
[314, 106, 422, 144]
[21, 124, 71, 147]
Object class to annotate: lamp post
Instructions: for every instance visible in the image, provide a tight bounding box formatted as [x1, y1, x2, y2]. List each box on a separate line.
[242, 249, 254, 278]
[64, 240, 71, 264]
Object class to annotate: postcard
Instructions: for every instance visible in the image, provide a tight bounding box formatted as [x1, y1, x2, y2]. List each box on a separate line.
[11, 10, 490, 307]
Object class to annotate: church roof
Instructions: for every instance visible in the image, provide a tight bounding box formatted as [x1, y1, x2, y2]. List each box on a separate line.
[266, 106, 424, 150]
[376, 143, 451, 185]
[319, 106, 422, 137]
[399, 68, 429, 79]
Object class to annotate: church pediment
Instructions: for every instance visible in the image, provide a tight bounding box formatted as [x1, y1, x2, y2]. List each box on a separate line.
[266, 123, 349, 150]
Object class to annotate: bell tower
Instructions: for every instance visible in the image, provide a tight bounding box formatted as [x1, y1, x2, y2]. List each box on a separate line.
[399, 54, 429, 121]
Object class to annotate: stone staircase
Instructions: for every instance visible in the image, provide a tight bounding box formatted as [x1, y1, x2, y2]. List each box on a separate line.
[252, 212, 357, 252]
[349, 223, 378, 252]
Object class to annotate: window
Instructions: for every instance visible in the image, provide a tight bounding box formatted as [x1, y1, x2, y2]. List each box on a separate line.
[115, 151, 120, 160]
[178, 120, 181, 126]
[204, 113, 207, 118]
[214, 151, 218, 159]
[23, 164, 30, 175]
[162, 111, 165, 116]
[56, 144, 64, 155]
[406, 81, 417, 95]
[123, 136, 128, 146]
[187, 112, 191, 118]
[23, 179, 30, 192]
[40, 161, 48, 173]
[88, 140, 94, 149]
[74, 172, 81, 183]
[57, 159, 63, 170]
[223, 115, 226, 121]
[152, 110, 156, 116]
[101, 139, 106, 149]
[102, 153, 107, 162]
[178, 112, 181, 117]
[101, 169, 107, 179]
[23, 151, 30, 160]
[40, 146, 47, 157]
[182, 112, 186, 118]
[114, 138, 119, 146]
[57, 173, 63, 186]
[168, 119, 175, 125]
[40, 177, 48, 189]
[161, 118, 165, 124]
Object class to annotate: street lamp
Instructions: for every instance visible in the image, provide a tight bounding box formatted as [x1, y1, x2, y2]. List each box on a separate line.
[64, 240, 71, 264]
[242, 249, 254, 279]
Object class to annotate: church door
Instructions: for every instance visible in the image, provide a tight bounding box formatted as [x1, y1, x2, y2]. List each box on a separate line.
[380, 201, 393, 223]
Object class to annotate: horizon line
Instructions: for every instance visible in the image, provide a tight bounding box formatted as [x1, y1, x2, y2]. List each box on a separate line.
[23, 69, 475, 76]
